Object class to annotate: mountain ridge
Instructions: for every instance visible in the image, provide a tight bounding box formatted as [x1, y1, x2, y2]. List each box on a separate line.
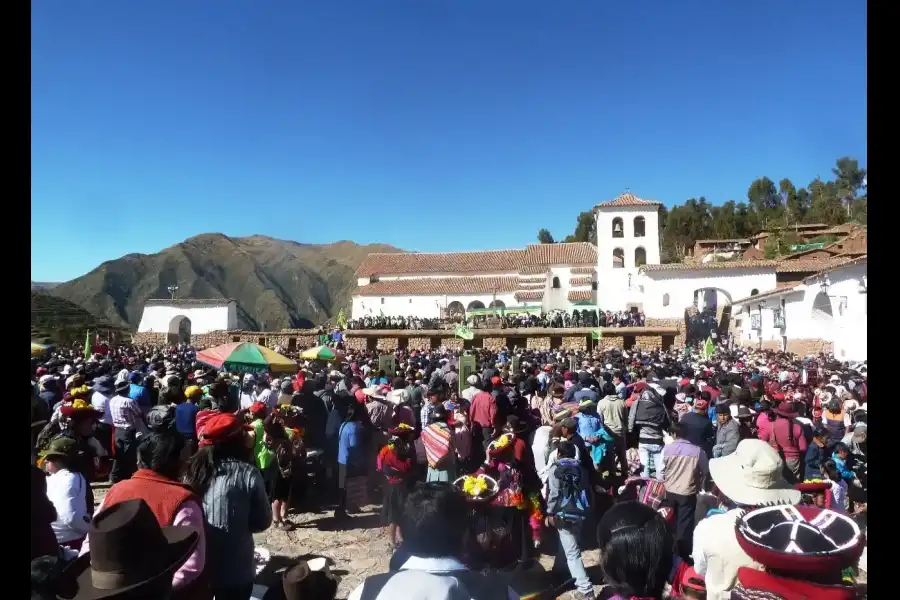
[48, 234, 404, 331]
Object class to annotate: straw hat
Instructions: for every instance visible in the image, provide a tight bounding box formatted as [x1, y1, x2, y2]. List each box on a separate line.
[708, 439, 801, 506]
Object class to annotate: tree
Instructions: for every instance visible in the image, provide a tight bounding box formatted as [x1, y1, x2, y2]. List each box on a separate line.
[563, 211, 597, 244]
[537, 229, 555, 244]
[832, 157, 867, 219]
[747, 176, 782, 227]
[779, 179, 804, 226]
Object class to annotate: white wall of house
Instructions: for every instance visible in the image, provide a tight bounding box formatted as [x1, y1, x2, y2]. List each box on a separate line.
[638, 268, 778, 319]
[733, 261, 867, 360]
[137, 303, 237, 334]
[352, 292, 518, 320]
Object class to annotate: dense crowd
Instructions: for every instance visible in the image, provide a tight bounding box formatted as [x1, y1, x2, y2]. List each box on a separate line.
[30, 339, 867, 600]
[347, 309, 646, 331]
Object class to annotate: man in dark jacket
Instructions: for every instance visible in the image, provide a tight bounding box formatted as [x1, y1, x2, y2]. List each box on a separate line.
[679, 397, 715, 456]
[627, 384, 671, 480]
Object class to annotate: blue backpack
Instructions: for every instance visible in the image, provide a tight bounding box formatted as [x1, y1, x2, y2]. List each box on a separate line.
[554, 458, 590, 521]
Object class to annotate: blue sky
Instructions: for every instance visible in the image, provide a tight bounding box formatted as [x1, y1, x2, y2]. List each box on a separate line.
[32, 1, 867, 282]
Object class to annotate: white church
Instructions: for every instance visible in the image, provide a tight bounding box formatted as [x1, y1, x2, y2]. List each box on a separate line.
[352, 192, 868, 360]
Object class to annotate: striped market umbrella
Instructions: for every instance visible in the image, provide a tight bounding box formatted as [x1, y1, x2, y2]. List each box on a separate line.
[196, 342, 297, 374]
[31, 342, 52, 357]
[298, 345, 344, 362]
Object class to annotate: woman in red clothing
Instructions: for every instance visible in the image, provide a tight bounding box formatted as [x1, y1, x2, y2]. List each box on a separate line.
[376, 424, 416, 548]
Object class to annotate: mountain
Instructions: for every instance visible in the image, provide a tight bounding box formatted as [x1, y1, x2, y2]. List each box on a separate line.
[31, 291, 127, 343]
[49, 234, 403, 331]
[31, 281, 60, 291]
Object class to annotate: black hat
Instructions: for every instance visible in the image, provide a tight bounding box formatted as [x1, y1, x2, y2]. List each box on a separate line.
[55, 499, 199, 599]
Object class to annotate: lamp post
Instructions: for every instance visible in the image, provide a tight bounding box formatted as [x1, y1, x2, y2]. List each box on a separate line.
[167, 285, 179, 300]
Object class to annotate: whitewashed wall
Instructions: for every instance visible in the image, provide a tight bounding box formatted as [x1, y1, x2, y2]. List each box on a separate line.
[733, 261, 867, 360]
[137, 304, 237, 334]
[638, 268, 777, 319]
[352, 292, 518, 320]
[595, 206, 661, 272]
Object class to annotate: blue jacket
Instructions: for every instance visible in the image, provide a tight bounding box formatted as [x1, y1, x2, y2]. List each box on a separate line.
[338, 421, 365, 466]
[804, 443, 827, 479]
[128, 384, 151, 411]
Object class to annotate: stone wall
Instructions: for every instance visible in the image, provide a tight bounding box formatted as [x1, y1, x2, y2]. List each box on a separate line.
[635, 335, 661, 351]
[645, 318, 686, 348]
[561, 336, 587, 351]
[407, 337, 431, 351]
[482, 337, 506, 352]
[132, 332, 168, 346]
[527, 337, 551, 351]
[441, 338, 464, 351]
[600, 335, 624, 350]
[345, 337, 367, 351]
[787, 338, 834, 356]
[376, 337, 399, 352]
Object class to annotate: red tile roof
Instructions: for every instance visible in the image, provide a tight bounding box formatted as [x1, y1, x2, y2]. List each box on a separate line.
[355, 276, 518, 296]
[569, 267, 595, 275]
[518, 265, 550, 275]
[732, 283, 803, 305]
[802, 255, 867, 283]
[595, 193, 663, 209]
[355, 250, 525, 277]
[517, 281, 545, 289]
[568, 290, 594, 302]
[515, 290, 544, 301]
[775, 259, 846, 273]
[522, 243, 596, 266]
[569, 277, 592, 286]
[695, 238, 752, 244]
[640, 260, 778, 272]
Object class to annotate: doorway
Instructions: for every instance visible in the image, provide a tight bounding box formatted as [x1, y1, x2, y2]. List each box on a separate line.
[507, 336, 527, 351]
[622, 335, 636, 350]
[661, 335, 675, 350]
[366, 337, 378, 351]
[550, 336, 563, 349]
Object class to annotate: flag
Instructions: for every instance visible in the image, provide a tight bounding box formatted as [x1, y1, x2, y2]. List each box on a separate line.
[454, 325, 474, 340]
[702, 336, 715, 359]
[84, 330, 91, 360]
[336, 310, 347, 329]
[591, 329, 603, 340]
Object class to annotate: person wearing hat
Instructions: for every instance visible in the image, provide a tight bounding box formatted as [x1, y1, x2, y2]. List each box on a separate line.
[804, 427, 830, 482]
[376, 423, 416, 548]
[183, 413, 272, 599]
[759, 401, 807, 483]
[711, 402, 740, 459]
[41, 437, 92, 552]
[82, 430, 211, 600]
[422, 406, 457, 484]
[39, 373, 62, 414]
[735, 405, 757, 440]
[597, 381, 629, 478]
[691, 440, 801, 600]
[461, 373, 481, 402]
[90, 376, 116, 455]
[55, 499, 201, 600]
[277, 379, 295, 407]
[175, 386, 203, 453]
[729, 504, 865, 599]
[626, 381, 671, 480]
[822, 397, 850, 453]
[108, 377, 148, 484]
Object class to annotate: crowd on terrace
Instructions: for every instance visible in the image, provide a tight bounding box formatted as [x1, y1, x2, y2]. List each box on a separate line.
[346, 309, 646, 331]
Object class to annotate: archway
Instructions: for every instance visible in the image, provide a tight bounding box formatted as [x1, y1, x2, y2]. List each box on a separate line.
[633, 216, 646, 237]
[446, 301, 465, 317]
[552, 276, 561, 289]
[812, 292, 833, 324]
[488, 299, 506, 309]
[467, 300, 486, 311]
[612, 217, 624, 238]
[686, 287, 734, 344]
[168, 315, 192, 344]
[634, 247, 647, 267]
[612, 248, 625, 269]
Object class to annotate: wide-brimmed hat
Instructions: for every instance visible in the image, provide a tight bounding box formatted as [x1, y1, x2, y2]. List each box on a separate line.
[708, 439, 801, 506]
[736, 405, 754, 419]
[92, 376, 114, 395]
[362, 386, 384, 400]
[505, 415, 528, 435]
[773, 401, 799, 419]
[795, 481, 830, 494]
[114, 379, 130, 395]
[197, 413, 251, 448]
[261, 557, 337, 600]
[55, 499, 199, 599]
[386, 423, 415, 438]
[40, 436, 80, 462]
[734, 505, 865, 576]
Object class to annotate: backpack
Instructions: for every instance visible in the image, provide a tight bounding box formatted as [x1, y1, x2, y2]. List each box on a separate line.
[553, 459, 590, 521]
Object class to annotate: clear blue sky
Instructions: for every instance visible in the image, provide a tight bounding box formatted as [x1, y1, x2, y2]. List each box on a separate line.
[31, 1, 867, 282]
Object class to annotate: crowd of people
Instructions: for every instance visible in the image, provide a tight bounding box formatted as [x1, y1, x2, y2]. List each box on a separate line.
[347, 309, 646, 331]
[30, 338, 868, 600]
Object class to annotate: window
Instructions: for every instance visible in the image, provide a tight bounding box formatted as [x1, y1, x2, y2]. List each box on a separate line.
[612, 248, 625, 269]
[552, 276, 561, 289]
[750, 289, 759, 296]
[591, 281, 598, 291]
[380, 298, 385, 304]
[633, 216, 646, 237]
[634, 247, 647, 267]
[409, 298, 413, 303]
[662, 293, 670, 307]
[612, 217, 624, 238]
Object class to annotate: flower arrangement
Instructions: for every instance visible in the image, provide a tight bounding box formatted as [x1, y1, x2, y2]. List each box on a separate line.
[492, 433, 513, 451]
[457, 474, 498, 499]
[463, 476, 489, 497]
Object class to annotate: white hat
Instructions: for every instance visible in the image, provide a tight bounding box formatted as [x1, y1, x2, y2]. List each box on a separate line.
[61, 365, 73, 376]
[708, 439, 801, 506]
[466, 374, 479, 386]
[39, 374, 54, 386]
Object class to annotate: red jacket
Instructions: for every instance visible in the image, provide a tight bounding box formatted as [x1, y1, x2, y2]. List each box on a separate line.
[103, 470, 212, 600]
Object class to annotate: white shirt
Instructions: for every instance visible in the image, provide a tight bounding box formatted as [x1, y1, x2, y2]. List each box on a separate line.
[692, 509, 762, 600]
[46, 468, 91, 543]
[256, 388, 276, 409]
[530, 426, 553, 476]
[91, 391, 113, 425]
[829, 479, 849, 511]
[347, 556, 518, 600]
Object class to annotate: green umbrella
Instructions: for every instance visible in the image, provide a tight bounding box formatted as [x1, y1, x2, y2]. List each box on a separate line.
[298, 345, 345, 362]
